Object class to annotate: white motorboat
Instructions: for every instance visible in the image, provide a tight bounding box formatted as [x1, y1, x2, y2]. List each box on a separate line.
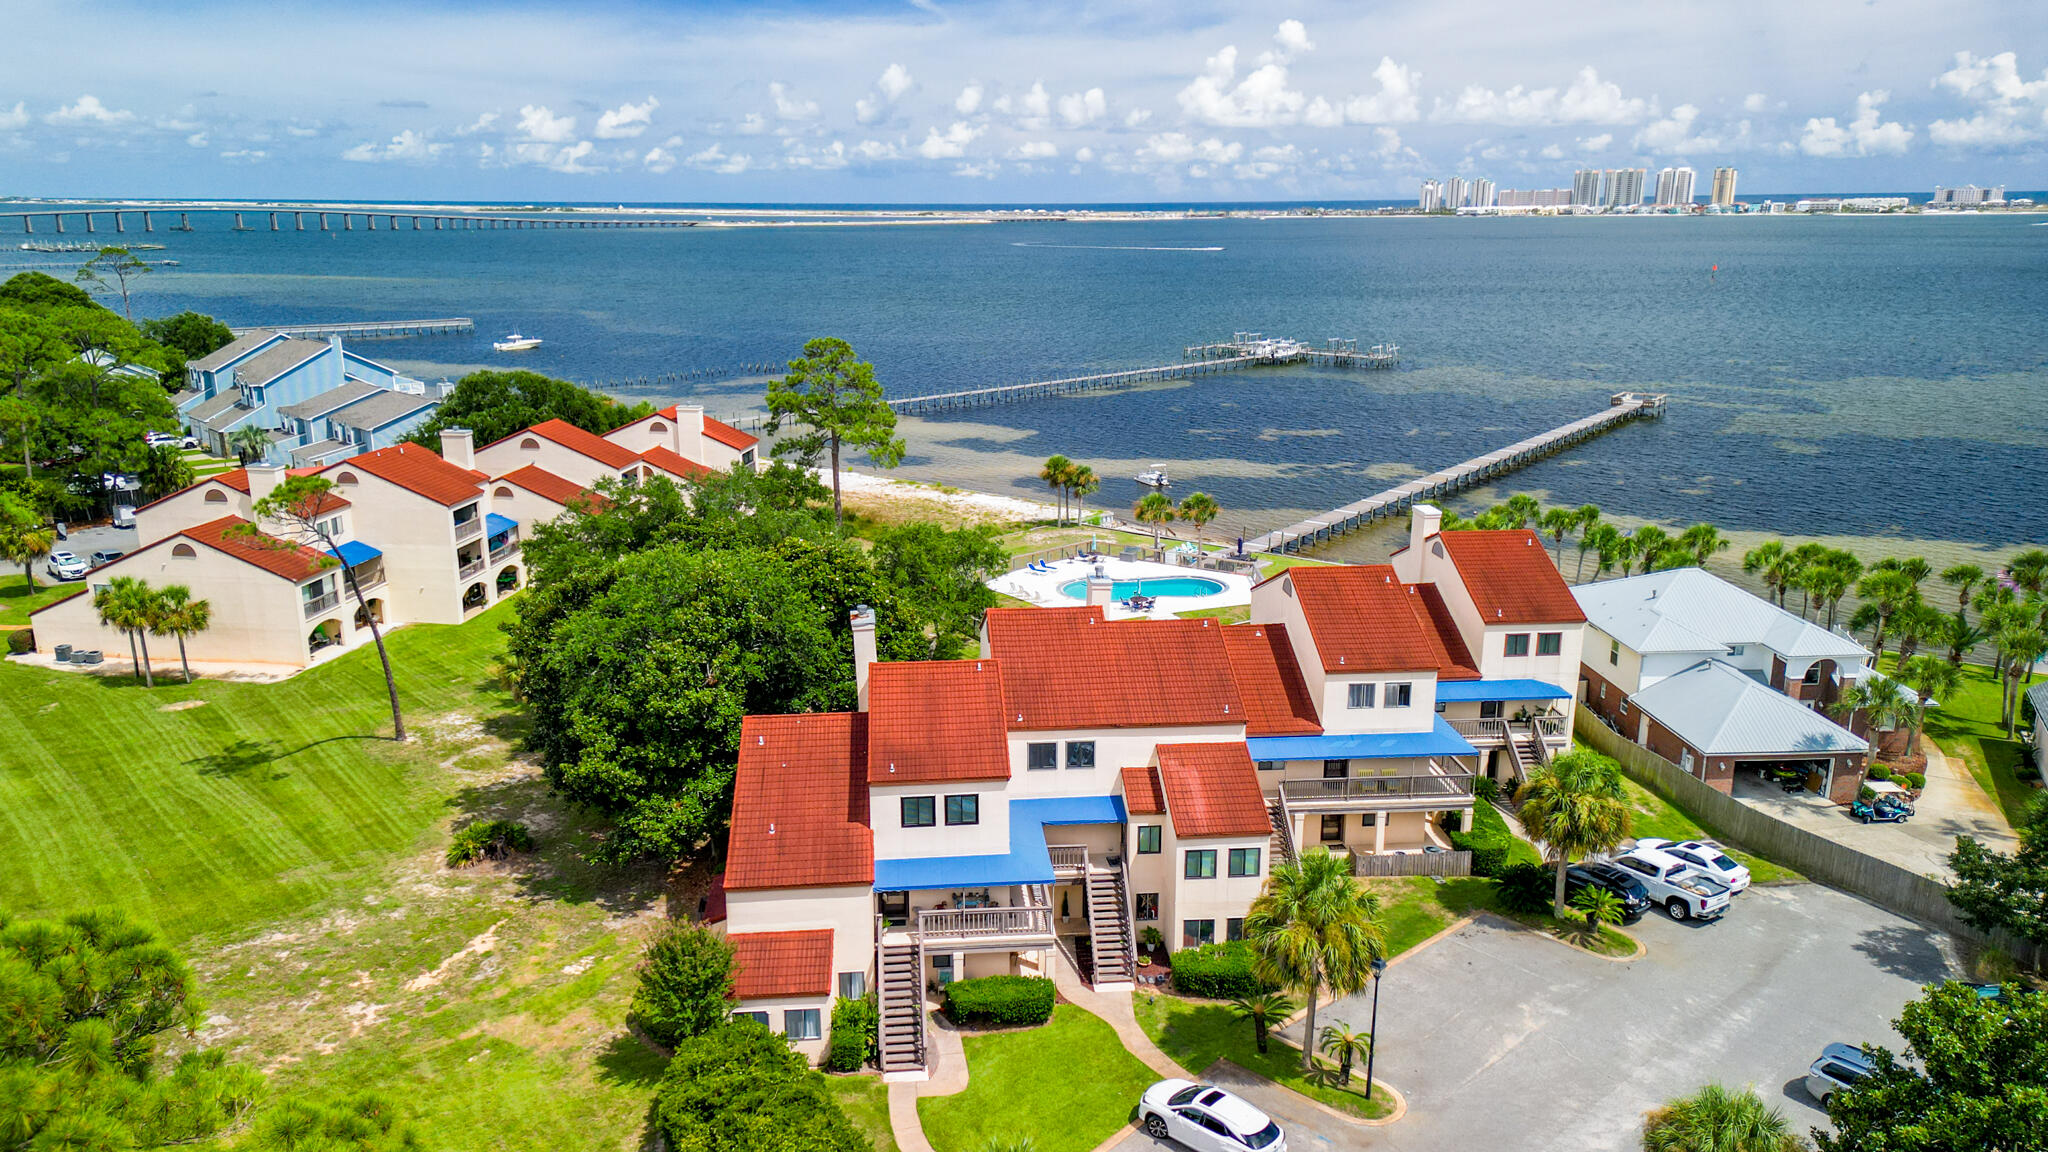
[493, 332, 542, 352]
[1134, 465, 1171, 489]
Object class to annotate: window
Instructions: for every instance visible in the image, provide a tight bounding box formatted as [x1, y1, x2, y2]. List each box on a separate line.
[741, 448, 757, 467]
[1184, 850, 1217, 879]
[1609, 639, 1620, 666]
[900, 796, 935, 827]
[1347, 682, 1375, 709]
[1599, 683, 1607, 699]
[1226, 918, 1245, 942]
[1504, 633, 1530, 656]
[734, 1011, 769, 1027]
[1256, 760, 1279, 772]
[838, 971, 867, 999]
[520, 437, 540, 451]
[1320, 815, 1345, 843]
[931, 953, 954, 986]
[317, 515, 344, 539]
[1537, 632, 1562, 656]
[1065, 740, 1096, 768]
[1027, 742, 1057, 770]
[494, 486, 514, 499]
[1803, 666, 1822, 684]
[1137, 825, 1162, 854]
[1479, 700, 1504, 719]
[1386, 683, 1413, 708]
[1135, 892, 1159, 921]
[1183, 919, 1216, 947]
[650, 421, 667, 433]
[1727, 644, 1745, 656]
[1228, 848, 1260, 877]
[171, 543, 197, 558]
[784, 1009, 821, 1041]
[203, 489, 228, 503]
[1323, 759, 1349, 779]
[944, 794, 979, 826]
[336, 471, 358, 485]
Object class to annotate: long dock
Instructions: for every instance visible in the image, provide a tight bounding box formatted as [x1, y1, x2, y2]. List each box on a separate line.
[888, 332, 1398, 415]
[1246, 391, 1668, 555]
[6, 207, 696, 235]
[230, 318, 474, 339]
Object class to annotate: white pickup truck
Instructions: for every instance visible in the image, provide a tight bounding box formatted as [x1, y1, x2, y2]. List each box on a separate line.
[1613, 846, 1733, 921]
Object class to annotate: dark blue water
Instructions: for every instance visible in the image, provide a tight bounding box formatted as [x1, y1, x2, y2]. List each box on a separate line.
[32, 212, 2048, 547]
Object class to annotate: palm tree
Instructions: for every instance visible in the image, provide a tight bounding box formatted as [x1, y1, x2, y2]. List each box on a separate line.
[1229, 991, 1297, 1056]
[2010, 549, 2048, 598]
[1177, 492, 1220, 544]
[1676, 524, 1729, 568]
[1515, 749, 1632, 917]
[1244, 849, 1385, 1073]
[1812, 551, 1862, 628]
[1501, 494, 1540, 530]
[92, 576, 158, 687]
[1782, 543, 1829, 612]
[1852, 569, 1919, 667]
[1627, 526, 1670, 576]
[1941, 563, 1985, 613]
[1540, 508, 1577, 564]
[1742, 541, 1786, 604]
[1890, 600, 1949, 665]
[1897, 655, 1961, 757]
[1039, 455, 1072, 525]
[1876, 555, 1932, 594]
[1571, 505, 1603, 580]
[1641, 1083, 1801, 1152]
[1068, 465, 1099, 526]
[1941, 610, 1985, 668]
[1832, 674, 1916, 752]
[149, 585, 212, 685]
[1133, 491, 1175, 551]
[0, 525, 53, 589]
[1565, 885, 1625, 949]
[1995, 623, 2048, 735]
[1318, 1022, 1373, 1086]
[228, 424, 272, 465]
[1585, 524, 1625, 581]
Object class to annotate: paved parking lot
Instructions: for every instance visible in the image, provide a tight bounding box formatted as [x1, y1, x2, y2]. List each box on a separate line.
[1124, 883, 1953, 1152]
[1731, 753, 2015, 879]
[2, 522, 138, 585]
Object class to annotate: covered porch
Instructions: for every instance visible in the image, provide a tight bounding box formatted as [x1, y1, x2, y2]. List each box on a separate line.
[1250, 720, 1479, 874]
[1436, 677, 1574, 783]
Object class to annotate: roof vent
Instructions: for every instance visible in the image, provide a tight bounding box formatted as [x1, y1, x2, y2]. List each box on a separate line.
[1338, 656, 1346, 665]
[1496, 608, 1503, 618]
[1017, 712, 1024, 722]
[757, 735, 765, 745]
[768, 823, 776, 835]
[1526, 537, 1533, 546]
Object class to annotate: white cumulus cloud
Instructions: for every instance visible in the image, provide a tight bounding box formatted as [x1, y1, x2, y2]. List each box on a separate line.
[1578, 132, 1613, 151]
[47, 95, 134, 126]
[516, 105, 577, 143]
[687, 143, 752, 174]
[857, 65, 914, 125]
[917, 121, 983, 159]
[643, 146, 676, 174]
[219, 149, 266, 163]
[878, 63, 914, 101]
[1743, 93, 1770, 113]
[548, 140, 598, 173]
[186, 132, 208, 148]
[1635, 104, 1721, 154]
[1057, 88, 1107, 127]
[457, 112, 499, 136]
[1011, 140, 1058, 159]
[1928, 51, 2048, 148]
[1137, 132, 1243, 166]
[1433, 66, 1647, 126]
[1272, 19, 1314, 57]
[1799, 91, 1912, 157]
[340, 129, 449, 163]
[596, 97, 658, 139]
[0, 102, 27, 130]
[1179, 44, 1305, 128]
[955, 83, 984, 115]
[770, 83, 820, 121]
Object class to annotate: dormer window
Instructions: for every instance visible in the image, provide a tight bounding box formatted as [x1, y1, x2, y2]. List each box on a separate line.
[1385, 683, 1414, 708]
[1347, 683, 1375, 709]
[1504, 633, 1530, 656]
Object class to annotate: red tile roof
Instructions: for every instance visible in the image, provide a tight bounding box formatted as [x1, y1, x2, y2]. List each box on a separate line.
[983, 607, 1244, 730]
[1156, 743, 1270, 838]
[638, 445, 716, 481]
[867, 660, 1011, 784]
[703, 415, 759, 450]
[1221, 623, 1323, 736]
[213, 468, 251, 493]
[502, 418, 642, 470]
[133, 466, 316, 514]
[180, 515, 332, 582]
[729, 930, 834, 999]
[1280, 565, 1479, 677]
[726, 712, 873, 891]
[495, 464, 594, 508]
[1121, 765, 1165, 815]
[1435, 530, 1589, 625]
[329, 444, 486, 506]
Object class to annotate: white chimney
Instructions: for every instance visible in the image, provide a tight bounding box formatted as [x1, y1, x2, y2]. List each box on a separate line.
[675, 404, 707, 464]
[851, 604, 878, 710]
[1086, 564, 1114, 608]
[440, 427, 475, 471]
[247, 461, 286, 504]
[1410, 504, 1443, 556]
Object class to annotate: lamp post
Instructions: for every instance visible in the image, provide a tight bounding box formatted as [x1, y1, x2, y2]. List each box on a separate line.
[1363, 956, 1388, 1099]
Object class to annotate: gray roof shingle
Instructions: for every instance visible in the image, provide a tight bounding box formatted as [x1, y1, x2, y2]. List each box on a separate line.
[1574, 569, 1870, 663]
[188, 331, 279, 373]
[279, 380, 382, 421]
[1630, 659, 1867, 757]
[329, 391, 437, 430]
[231, 339, 329, 387]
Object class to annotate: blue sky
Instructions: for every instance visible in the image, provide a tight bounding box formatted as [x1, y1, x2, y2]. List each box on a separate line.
[3, 0, 2044, 201]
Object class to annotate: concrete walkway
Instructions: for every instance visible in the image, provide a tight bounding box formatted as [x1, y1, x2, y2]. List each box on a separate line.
[1050, 947, 1189, 1079]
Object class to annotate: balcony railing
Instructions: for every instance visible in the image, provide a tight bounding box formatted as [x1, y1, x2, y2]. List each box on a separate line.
[1048, 845, 1089, 874]
[347, 564, 386, 593]
[1535, 716, 1567, 739]
[1279, 768, 1475, 807]
[453, 517, 482, 543]
[302, 591, 340, 618]
[488, 537, 521, 564]
[915, 905, 1054, 943]
[456, 556, 486, 580]
[1447, 718, 1508, 743]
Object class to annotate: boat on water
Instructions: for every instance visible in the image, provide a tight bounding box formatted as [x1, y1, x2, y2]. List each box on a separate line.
[1134, 465, 1171, 489]
[493, 333, 542, 352]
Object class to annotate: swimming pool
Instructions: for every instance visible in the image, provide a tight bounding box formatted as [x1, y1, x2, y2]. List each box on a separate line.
[1058, 576, 1227, 600]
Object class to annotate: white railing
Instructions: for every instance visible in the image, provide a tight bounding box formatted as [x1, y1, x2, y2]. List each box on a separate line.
[302, 591, 339, 618]
[456, 556, 485, 580]
[488, 538, 520, 563]
[916, 906, 1054, 941]
[454, 517, 482, 542]
[1048, 845, 1090, 873]
[1279, 767, 1476, 805]
[1448, 718, 1509, 742]
[347, 566, 386, 593]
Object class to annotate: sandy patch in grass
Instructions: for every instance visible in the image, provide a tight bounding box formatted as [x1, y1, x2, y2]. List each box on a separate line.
[406, 921, 505, 992]
[158, 699, 208, 711]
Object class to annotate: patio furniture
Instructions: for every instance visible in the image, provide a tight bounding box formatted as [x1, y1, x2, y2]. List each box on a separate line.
[1119, 546, 1141, 562]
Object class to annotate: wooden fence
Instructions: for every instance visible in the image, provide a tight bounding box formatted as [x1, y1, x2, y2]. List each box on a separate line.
[1352, 850, 1473, 878]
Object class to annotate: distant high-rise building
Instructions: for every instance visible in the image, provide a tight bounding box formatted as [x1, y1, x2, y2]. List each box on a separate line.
[1710, 167, 1739, 206]
[1654, 167, 1696, 206]
[1498, 188, 1573, 208]
[1444, 176, 1468, 210]
[1419, 179, 1444, 212]
[1607, 167, 1647, 207]
[1930, 184, 2004, 205]
[1470, 178, 1495, 208]
[1572, 169, 1603, 206]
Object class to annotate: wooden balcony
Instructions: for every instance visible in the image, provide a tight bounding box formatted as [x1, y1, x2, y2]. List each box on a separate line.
[1048, 844, 1090, 876]
[1278, 764, 1476, 812]
[914, 905, 1055, 950]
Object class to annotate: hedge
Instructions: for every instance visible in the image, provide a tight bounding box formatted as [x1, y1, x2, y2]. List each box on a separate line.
[942, 975, 1055, 1027]
[655, 1019, 869, 1152]
[6, 628, 32, 655]
[825, 995, 876, 1071]
[1169, 941, 1277, 1000]
[1449, 798, 1515, 877]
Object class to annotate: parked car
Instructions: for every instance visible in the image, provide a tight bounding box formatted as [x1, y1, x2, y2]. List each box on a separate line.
[46, 551, 87, 581]
[1635, 838, 1751, 893]
[89, 549, 125, 567]
[112, 504, 136, 529]
[1804, 1042, 1874, 1105]
[1139, 1080, 1286, 1152]
[143, 431, 179, 448]
[1564, 861, 1653, 920]
[180, 433, 200, 450]
[1614, 847, 1733, 921]
[1849, 796, 1912, 824]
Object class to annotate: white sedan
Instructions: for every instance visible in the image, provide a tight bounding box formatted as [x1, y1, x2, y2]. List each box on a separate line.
[1138, 1079, 1286, 1151]
[1636, 838, 1751, 893]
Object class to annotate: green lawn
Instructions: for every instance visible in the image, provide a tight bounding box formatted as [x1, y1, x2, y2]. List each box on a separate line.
[823, 1075, 899, 1152]
[0, 580, 81, 627]
[917, 1005, 1158, 1152]
[1133, 993, 1392, 1120]
[1177, 605, 1251, 624]
[180, 446, 238, 477]
[1899, 657, 2041, 830]
[1620, 776, 1802, 885]
[1368, 875, 1496, 956]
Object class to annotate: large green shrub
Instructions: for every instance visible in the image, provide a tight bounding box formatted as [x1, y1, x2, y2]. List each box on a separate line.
[825, 994, 876, 1072]
[631, 923, 736, 1048]
[446, 819, 532, 866]
[6, 628, 32, 655]
[1903, 772, 1926, 790]
[1494, 862, 1554, 915]
[943, 974, 1056, 1027]
[1867, 764, 1893, 781]
[1449, 798, 1516, 877]
[1169, 941, 1278, 1000]
[654, 1019, 868, 1152]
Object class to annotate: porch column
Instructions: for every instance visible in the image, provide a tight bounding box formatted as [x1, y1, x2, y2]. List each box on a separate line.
[1372, 815, 1386, 855]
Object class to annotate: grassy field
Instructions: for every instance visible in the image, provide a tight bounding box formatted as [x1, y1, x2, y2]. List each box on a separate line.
[1902, 657, 2041, 830]
[0, 580, 80, 628]
[823, 1076, 900, 1152]
[917, 1005, 1157, 1152]
[1134, 992, 1393, 1120]
[1620, 776, 1803, 885]
[0, 604, 687, 1149]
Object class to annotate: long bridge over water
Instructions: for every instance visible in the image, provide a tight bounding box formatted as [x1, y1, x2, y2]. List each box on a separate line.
[6, 206, 694, 235]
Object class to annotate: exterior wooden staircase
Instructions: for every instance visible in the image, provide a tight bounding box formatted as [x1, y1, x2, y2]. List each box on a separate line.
[1267, 796, 1298, 864]
[877, 932, 926, 1080]
[1084, 868, 1136, 989]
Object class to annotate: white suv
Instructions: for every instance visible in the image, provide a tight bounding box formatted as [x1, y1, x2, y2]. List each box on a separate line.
[1139, 1080, 1286, 1151]
[1614, 847, 1732, 921]
[1636, 838, 1751, 893]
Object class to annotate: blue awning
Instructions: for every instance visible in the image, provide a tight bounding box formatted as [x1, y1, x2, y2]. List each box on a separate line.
[485, 512, 518, 538]
[873, 794, 1126, 892]
[324, 540, 382, 567]
[1433, 678, 1573, 703]
[1248, 715, 1478, 762]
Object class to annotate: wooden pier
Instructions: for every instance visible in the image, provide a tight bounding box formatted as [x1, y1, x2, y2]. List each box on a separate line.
[229, 318, 474, 339]
[7, 206, 697, 236]
[1245, 391, 1668, 555]
[888, 331, 1399, 415]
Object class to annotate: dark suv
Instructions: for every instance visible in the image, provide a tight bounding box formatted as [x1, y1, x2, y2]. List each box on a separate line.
[1565, 861, 1652, 920]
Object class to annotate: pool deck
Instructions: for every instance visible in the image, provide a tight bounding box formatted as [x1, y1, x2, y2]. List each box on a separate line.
[988, 555, 1253, 620]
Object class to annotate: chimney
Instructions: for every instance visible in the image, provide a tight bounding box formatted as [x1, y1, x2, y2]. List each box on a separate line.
[247, 461, 286, 503]
[1410, 504, 1443, 556]
[1086, 564, 1114, 608]
[851, 604, 877, 710]
[440, 427, 475, 471]
[675, 404, 707, 464]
